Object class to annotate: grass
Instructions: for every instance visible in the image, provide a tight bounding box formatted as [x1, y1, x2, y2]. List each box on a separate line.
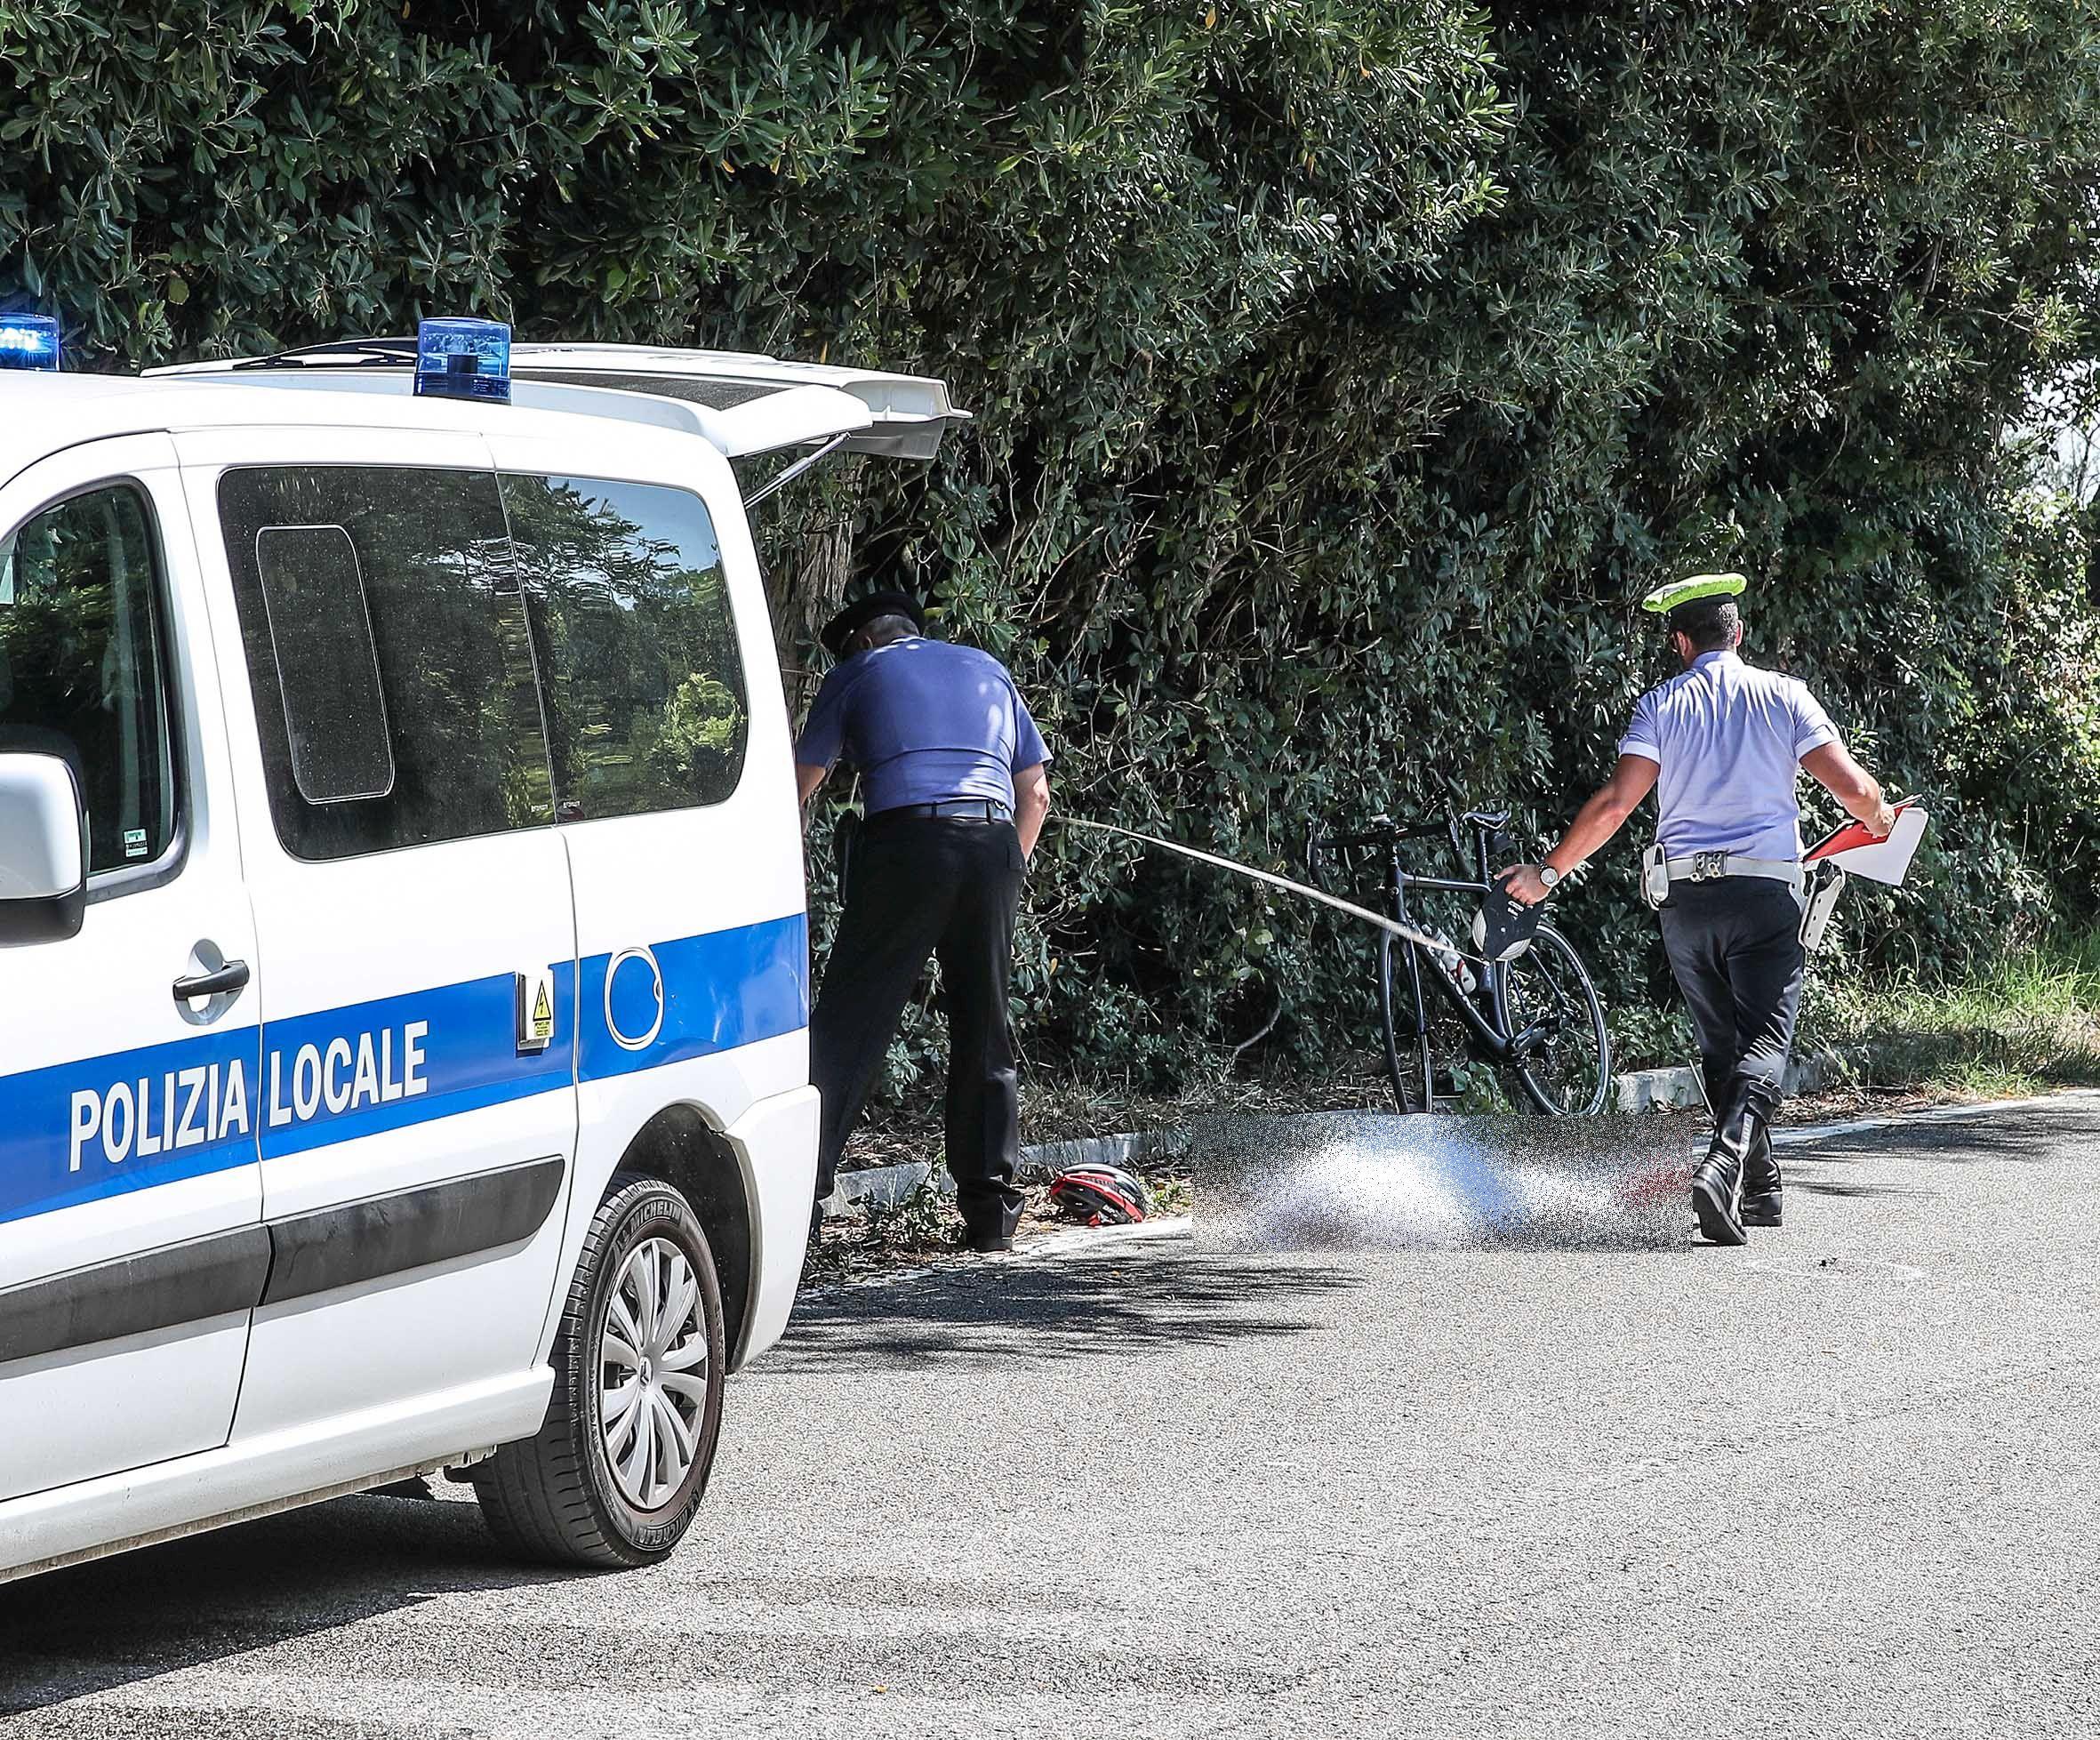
[1801, 934, 2100, 1102]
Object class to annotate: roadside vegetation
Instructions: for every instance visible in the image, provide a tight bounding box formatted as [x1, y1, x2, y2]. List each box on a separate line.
[6, 3, 2098, 1111]
[1800, 934, 2100, 1103]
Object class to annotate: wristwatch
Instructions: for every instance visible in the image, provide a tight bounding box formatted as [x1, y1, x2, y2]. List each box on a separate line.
[1538, 865, 1563, 891]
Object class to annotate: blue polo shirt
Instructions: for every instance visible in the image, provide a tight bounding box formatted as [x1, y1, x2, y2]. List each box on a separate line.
[1619, 650, 1840, 861]
[796, 637, 1050, 814]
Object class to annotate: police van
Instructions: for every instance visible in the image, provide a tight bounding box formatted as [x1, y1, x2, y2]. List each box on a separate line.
[0, 317, 966, 1582]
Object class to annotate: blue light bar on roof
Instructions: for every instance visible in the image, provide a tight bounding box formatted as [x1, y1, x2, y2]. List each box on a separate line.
[0, 314, 62, 372]
[414, 317, 511, 404]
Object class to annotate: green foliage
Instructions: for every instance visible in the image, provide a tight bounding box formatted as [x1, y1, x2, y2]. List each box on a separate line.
[4, 1, 2099, 1087]
[1802, 928, 2100, 1098]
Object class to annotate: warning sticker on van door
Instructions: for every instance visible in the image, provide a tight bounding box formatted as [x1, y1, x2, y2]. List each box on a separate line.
[517, 967, 557, 1053]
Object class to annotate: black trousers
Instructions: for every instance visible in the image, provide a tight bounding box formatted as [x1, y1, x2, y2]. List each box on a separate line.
[809, 814, 1027, 1239]
[1657, 877, 1807, 1115]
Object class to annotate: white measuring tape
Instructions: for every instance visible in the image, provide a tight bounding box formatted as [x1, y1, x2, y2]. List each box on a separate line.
[1065, 816, 1491, 961]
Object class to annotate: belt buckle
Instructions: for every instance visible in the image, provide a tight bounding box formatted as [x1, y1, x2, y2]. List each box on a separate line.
[1691, 850, 1728, 882]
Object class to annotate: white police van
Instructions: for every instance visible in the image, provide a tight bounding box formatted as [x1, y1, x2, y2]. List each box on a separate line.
[0, 317, 966, 1582]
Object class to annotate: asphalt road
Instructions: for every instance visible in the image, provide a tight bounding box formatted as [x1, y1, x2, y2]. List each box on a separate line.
[4, 1096, 2097, 1738]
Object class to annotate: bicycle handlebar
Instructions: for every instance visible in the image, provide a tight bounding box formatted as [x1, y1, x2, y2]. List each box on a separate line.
[1310, 809, 1522, 890]
[1317, 819, 1448, 850]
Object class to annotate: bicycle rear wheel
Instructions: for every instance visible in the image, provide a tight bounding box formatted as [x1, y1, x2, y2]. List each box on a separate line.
[1502, 923, 1611, 1115]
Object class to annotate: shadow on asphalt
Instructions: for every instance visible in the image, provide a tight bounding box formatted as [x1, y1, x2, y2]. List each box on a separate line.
[1799, 1115, 2090, 1164]
[1788, 1107, 2100, 1199]
[772, 1244, 1367, 1374]
[0, 1489, 575, 1718]
[1793, 1176, 1944, 1199]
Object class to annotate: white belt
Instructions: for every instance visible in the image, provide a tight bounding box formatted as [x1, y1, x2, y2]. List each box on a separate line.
[1664, 852, 1803, 890]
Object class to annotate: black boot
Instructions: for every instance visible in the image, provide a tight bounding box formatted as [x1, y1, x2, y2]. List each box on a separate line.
[1699, 1056, 1728, 1118]
[1740, 1119, 1782, 1227]
[1690, 1078, 1772, 1247]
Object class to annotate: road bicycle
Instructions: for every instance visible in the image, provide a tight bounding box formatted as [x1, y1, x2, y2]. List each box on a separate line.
[1308, 808, 1612, 1116]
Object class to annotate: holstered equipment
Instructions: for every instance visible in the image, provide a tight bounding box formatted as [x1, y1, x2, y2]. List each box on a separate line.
[1799, 861, 1847, 952]
[834, 807, 862, 903]
[832, 772, 866, 902]
[1641, 842, 1671, 910]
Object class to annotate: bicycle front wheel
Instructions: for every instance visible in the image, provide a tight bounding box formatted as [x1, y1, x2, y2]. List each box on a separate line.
[1502, 923, 1611, 1116]
[1377, 930, 1431, 1113]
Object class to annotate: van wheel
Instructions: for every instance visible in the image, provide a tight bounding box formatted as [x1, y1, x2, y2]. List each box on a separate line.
[474, 1172, 725, 1568]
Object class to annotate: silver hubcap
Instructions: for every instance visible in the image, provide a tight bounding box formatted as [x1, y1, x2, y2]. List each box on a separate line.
[599, 1236, 708, 1511]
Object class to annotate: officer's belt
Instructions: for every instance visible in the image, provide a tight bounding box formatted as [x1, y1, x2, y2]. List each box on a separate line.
[1664, 852, 1803, 890]
[868, 798, 1014, 824]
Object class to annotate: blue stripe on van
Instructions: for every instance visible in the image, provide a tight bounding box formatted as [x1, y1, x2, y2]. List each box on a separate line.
[0, 1025, 262, 1226]
[577, 914, 810, 1086]
[254, 963, 578, 1160]
[0, 913, 808, 1226]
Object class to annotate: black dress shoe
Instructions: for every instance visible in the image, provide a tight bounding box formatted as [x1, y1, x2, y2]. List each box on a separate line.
[954, 1228, 1014, 1255]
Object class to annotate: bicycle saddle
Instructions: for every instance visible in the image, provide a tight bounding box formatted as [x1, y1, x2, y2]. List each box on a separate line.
[1458, 807, 1511, 830]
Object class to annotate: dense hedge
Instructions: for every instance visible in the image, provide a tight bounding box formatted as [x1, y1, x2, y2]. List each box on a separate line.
[4, 1, 2097, 1085]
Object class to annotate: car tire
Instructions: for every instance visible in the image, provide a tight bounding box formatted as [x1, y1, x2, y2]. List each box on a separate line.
[474, 1171, 726, 1568]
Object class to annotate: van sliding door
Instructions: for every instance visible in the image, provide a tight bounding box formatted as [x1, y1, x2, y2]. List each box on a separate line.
[177, 430, 577, 1448]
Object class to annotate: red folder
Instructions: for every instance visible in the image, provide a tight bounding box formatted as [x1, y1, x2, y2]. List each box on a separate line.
[1804, 798, 1920, 862]
[1803, 799, 1927, 886]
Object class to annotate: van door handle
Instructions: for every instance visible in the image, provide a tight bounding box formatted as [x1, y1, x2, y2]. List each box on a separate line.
[173, 960, 251, 1002]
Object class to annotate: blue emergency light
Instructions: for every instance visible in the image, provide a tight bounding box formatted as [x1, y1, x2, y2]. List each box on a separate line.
[413, 317, 511, 404]
[0, 314, 62, 372]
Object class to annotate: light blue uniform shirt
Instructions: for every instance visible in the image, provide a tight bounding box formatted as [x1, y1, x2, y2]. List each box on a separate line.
[796, 637, 1050, 815]
[1618, 650, 1840, 861]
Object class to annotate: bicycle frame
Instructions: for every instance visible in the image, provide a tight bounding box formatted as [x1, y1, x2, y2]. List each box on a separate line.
[1322, 814, 1561, 1111]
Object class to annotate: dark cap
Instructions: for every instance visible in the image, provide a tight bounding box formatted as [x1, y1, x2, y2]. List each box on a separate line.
[821, 589, 926, 658]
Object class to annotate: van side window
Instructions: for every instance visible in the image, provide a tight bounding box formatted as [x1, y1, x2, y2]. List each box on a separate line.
[0, 485, 177, 876]
[219, 467, 555, 860]
[501, 475, 749, 819]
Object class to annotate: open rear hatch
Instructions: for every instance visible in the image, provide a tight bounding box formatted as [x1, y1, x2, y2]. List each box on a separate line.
[147, 341, 970, 472]
[506, 344, 967, 461]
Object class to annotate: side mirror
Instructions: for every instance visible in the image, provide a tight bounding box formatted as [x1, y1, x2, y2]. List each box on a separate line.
[0, 752, 87, 943]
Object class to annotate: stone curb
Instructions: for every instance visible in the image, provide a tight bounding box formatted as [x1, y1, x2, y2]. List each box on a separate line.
[1613, 1048, 1841, 1114]
[821, 1130, 1189, 1220]
[818, 1160, 931, 1221]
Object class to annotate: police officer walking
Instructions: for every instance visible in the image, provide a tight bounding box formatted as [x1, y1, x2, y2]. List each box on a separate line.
[1503, 573, 1894, 1244]
[796, 591, 1053, 1253]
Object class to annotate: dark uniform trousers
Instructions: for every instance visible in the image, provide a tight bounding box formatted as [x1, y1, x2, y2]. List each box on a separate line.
[809, 814, 1028, 1240]
[1657, 878, 1807, 1120]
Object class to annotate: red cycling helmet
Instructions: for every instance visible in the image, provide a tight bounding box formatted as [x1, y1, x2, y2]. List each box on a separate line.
[1047, 1164, 1151, 1226]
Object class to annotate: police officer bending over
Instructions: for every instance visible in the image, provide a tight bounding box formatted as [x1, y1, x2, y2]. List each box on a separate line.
[1503, 573, 1894, 1245]
[796, 591, 1052, 1254]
